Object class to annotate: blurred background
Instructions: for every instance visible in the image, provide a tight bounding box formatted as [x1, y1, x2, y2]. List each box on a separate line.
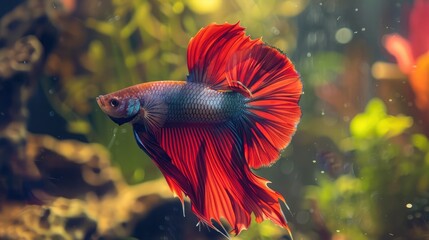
[1, 0, 428, 239]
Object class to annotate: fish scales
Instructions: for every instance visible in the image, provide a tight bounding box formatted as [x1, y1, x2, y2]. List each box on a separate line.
[143, 82, 245, 124]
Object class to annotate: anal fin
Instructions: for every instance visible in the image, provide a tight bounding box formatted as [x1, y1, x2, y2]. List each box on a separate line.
[133, 121, 289, 235]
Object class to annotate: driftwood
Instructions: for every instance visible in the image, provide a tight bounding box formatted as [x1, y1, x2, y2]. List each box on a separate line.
[0, 0, 56, 198]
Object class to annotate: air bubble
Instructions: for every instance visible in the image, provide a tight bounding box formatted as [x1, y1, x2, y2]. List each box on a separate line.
[271, 27, 280, 35]
[335, 27, 353, 44]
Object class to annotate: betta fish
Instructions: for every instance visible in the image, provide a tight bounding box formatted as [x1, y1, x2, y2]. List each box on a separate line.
[96, 23, 302, 236]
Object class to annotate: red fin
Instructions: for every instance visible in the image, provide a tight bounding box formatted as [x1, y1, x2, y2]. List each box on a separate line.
[187, 23, 262, 89]
[139, 98, 168, 132]
[133, 122, 288, 235]
[229, 81, 253, 98]
[226, 44, 302, 169]
[133, 129, 189, 203]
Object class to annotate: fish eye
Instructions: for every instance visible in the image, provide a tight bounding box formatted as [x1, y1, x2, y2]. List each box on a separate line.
[110, 98, 119, 108]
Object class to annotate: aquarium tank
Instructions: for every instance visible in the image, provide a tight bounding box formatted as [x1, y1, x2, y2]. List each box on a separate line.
[1, 0, 428, 239]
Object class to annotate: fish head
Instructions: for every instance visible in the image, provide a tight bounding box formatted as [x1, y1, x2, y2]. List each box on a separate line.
[96, 91, 141, 125]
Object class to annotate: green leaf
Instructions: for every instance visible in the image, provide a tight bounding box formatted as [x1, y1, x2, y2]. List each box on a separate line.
[350, 98, 386, 138]
[350, 98, 412, 139]
[376, 115, 413, 138]
[412, 134, 429, 151]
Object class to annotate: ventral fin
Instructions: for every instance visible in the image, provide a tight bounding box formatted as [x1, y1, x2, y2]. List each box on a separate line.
[133, 127, 190, 203]
[133, 122, 289, 235]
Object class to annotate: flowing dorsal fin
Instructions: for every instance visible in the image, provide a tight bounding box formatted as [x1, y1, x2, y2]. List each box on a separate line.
[187, 23, 262, 89]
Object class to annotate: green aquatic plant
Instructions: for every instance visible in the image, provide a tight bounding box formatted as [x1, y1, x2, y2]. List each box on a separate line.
[306, 98, 429, 239]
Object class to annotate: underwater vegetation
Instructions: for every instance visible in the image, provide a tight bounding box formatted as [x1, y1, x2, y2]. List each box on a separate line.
[1, 0, 429, 239]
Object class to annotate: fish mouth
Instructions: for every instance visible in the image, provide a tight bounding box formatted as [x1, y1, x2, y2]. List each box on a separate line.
[96, 95, 105, 107]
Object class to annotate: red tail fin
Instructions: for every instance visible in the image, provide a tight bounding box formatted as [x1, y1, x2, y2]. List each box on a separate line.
[226, 44, 302, 169]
